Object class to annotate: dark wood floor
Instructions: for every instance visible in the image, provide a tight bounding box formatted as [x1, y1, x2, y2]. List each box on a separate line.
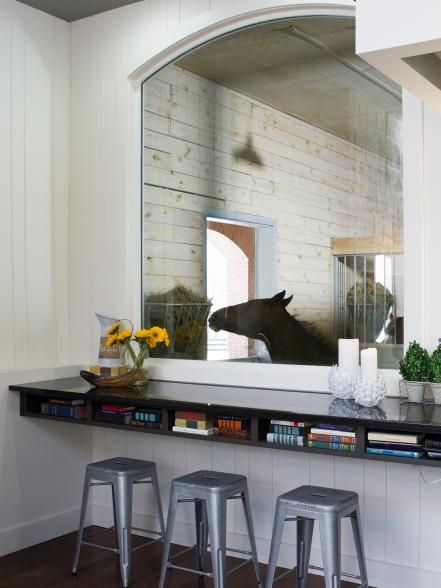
[0, 527, 367, 588]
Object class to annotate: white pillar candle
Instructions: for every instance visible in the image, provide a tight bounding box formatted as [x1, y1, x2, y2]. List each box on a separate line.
[361, 347, 378, 380]
[338, 338, 359, 370]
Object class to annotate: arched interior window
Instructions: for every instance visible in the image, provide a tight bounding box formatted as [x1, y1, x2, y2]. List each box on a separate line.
[142, 15, 402, 369]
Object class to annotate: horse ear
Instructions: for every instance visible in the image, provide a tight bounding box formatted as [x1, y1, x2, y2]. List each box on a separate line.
[271, 290, 286, 303]
[282, 294, 293, 307]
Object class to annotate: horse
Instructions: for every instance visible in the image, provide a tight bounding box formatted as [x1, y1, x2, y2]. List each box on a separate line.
[208, 290, 337, 365]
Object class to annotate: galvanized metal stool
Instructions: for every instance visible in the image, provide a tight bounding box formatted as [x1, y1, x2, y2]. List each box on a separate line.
[158, 470, 262, 588]
[72, 457, 165, 587]
[265, 485, 368, 588]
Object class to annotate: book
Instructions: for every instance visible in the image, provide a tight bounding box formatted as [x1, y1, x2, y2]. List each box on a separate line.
[269, 424, 306, 435]
[101, 404, 135, 413]
[308, 440, 357, 452]
[215, 428, 250, 440]
[368, 441, 424, 452]
[41, 403, 87, 419]
[425, 438, 441, 449]
[175, 418, 212, 430]
[310, 427, 356, 438]
[314, 423, 355, 432]
[266, 433, 304, 446]
[215, 416, 250, 430]
[427, 451, 441, 459]
[366, 447, 424, 458]
[308, 433, 356, 444]
[130, 420, 162, 429]
[94, 411, 132, 425]
[133, 409, 161, 423]
[175, 411, 207, 421]
[270, 419, 310, 427]
[48, 398, 85, 406]
[367, 431, 423, 444]
[172, 426, 214, 436]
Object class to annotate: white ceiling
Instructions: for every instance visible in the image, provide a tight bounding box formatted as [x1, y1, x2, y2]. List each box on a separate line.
[176, 16, 402, 160]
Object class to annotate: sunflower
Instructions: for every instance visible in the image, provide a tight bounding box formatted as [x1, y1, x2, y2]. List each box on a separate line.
[106, 322, 120, 336]
[117, 329, 132, 342]
[134, 328, 150, 340]
[105, 334, 118, 347]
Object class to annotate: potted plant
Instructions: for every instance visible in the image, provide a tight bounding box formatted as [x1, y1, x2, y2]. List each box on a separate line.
[399, 341, 431, 402]
[430, 344, 441, 403]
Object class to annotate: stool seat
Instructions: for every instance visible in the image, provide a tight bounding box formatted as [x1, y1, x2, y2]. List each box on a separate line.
[173, 470, 247, 495]
[279, 485, 358, 514]
[87, 457, 156, 478]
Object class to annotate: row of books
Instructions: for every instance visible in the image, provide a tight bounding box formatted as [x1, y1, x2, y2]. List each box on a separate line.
[94, 405, 163, 429]
[366, 431, 424, 458]
[306, 424, 358, 452]
[172, 411, 213, 435]
[41, 398, 87, 419]
[214, 416, 250, 440]
[266, 420, 310, 447]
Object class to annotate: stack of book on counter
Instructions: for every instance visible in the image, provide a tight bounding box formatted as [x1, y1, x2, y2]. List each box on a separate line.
[266, 419, 310, 446]
[94, 404, 135, 425]
[41, 398, 87, 419]
[307, 423, 357, 452]
[366, 431, 425, 458]
[214, 416, 250, 440]
[131, 408, 162, 429]
[172, 411, 214, 436]
[425, 436, 441, 459]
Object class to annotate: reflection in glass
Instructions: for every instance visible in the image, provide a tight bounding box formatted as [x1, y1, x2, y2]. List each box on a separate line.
[142, 16, 403, 367]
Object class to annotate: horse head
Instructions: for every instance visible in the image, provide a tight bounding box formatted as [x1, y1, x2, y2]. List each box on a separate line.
[208, 290, 293, 339]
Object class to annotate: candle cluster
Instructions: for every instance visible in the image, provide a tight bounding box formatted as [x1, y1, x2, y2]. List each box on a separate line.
[328, 339, 386, 407]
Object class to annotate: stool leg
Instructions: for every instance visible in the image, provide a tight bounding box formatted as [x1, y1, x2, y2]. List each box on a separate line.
[114, 476, 133, 588]
[319, 514, 341, 588]
[241, 487, 262, 586]
[296, 517, 314, 588]
[195, 499, 208, 574]
[72, 471, 91, 575]
[350, 507, 368, 588]
[111, 484, 119, 552]
[151, 466, 166, 538]
[206, 494, 227, 588]
[265, 501, 286, 588]
[158, 485, 179, 588]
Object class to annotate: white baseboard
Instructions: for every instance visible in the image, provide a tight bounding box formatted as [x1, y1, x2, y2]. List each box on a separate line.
[92, 503, 441, 588]
[0, 506, 90, 557]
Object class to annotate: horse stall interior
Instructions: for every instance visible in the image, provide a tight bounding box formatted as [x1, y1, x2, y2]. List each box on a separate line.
[142, 15, 403, 368]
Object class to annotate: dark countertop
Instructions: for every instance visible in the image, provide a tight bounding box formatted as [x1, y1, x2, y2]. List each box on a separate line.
[10, 376, 441, 431]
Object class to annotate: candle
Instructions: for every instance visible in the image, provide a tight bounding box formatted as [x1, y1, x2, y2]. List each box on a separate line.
[361, 348, 378, 380]
[338, 339, 359, 370]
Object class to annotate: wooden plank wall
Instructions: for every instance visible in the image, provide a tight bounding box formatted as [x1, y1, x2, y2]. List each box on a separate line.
[143, 65, 402, 337]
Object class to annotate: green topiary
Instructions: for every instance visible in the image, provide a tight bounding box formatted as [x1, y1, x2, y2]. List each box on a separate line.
[431, 344, 441, 383]
[399, 340, 431, 382]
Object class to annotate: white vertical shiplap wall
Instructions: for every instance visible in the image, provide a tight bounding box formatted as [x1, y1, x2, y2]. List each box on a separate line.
[0, 0, 70, 371]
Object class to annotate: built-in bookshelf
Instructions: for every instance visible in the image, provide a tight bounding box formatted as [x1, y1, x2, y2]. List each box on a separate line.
[12, 377, 441, 468]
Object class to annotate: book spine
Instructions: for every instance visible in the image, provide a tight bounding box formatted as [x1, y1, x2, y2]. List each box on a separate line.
[215, 416, 250, 430]
[310, 428, 356, 437]
[172, 426, 213, 435]
[175, 411, 206, 421]
[214, 428, 249, 440]
[366, 447, 423, 458]
[266, 433, 304, 446]
[308, 441, 357, 451]
[270, 419, 309, 426]
[367, 434, 419, 443]
[269, 424, 305, 435]
[175, 418, 211, 429]
[308, 433, 355, 444]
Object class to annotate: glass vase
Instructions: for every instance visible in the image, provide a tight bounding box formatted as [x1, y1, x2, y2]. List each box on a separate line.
[120, 345, 150, 388]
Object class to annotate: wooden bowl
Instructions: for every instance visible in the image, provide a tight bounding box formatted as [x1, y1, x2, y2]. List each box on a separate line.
[80, 369, 145, 388]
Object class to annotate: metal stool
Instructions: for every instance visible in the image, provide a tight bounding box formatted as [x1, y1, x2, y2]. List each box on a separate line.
[265, 485, 368, 588]
[158, 470, 262, 588]
[72, 457, 165, 587]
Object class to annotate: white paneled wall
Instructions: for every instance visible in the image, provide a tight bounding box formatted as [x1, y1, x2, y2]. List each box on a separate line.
[0, 0, 70, 371]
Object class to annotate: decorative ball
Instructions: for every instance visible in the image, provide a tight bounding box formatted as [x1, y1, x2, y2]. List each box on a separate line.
[328, 398, 386, 420]
[353, 376, 387, 407]
[328, 365, 359, 400]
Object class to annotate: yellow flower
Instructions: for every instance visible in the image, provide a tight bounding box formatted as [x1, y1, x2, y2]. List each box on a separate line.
[134, 329, 150, 339]
[105, 334, 118, 347]
[106, 322, 120, 336]
[117, 329, 132, 342]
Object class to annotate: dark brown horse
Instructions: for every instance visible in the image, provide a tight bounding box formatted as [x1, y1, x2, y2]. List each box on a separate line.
[208, 291, 337, 365]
